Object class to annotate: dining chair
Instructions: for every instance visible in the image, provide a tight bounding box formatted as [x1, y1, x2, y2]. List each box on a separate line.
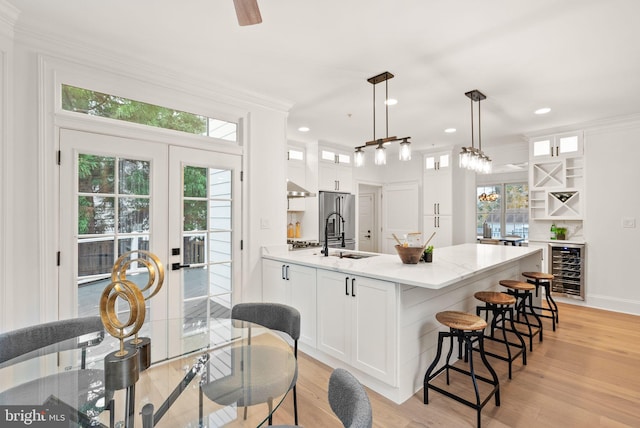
[272, 368, 372, 428]
[328, 368, 373, 428]
[199, 302, 300, 426]
[0, 316, 104, 368]
[0, 316, 106, 424]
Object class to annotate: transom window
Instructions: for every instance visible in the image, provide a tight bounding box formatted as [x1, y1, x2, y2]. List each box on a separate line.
[477, 183, 529, 239]
[61, 84, 238, 141]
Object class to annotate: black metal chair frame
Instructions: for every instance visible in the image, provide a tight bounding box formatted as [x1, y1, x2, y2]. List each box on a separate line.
[504, 288, 544, 351]
[526, 277, 559, 331]
[474, 303, 527, 379]
[423, 328, 500, 428]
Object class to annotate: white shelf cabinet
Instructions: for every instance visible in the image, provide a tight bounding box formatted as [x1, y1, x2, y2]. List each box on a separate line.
[318, 147, 353, 192]
[316, 269, 397, 385]
[529, 131, 584, 220]
[262, 259, 317, 347]
[531, 132, 583, 159]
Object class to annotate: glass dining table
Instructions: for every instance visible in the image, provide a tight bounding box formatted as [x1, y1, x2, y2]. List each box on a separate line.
[0, 317, 298, 428]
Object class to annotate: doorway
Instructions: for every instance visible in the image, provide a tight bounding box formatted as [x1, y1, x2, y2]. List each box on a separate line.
[357, 184, 381, 253]
[59, 129, 242, 360]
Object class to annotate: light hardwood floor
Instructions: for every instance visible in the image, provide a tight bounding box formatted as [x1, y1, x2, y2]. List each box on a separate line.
[270, 303, 640, 427]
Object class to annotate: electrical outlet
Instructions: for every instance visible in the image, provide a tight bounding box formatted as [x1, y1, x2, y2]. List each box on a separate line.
[622, 217, 636, 228]
[260, 218, 270, 229]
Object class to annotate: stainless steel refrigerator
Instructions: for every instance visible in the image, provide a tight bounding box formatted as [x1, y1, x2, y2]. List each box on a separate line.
[319, 191, 356, 250]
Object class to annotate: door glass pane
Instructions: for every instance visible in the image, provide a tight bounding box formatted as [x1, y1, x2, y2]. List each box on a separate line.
[182, 165, 233, 332]
[533, 140, 551, 157]
[76, 154, 151, 318]
[558, 135, 578, 154]
[476, 185, 502, 237]
[425, 156, 435, 170]
[439, 154, 449, 168]
[505, 183, 529, 239]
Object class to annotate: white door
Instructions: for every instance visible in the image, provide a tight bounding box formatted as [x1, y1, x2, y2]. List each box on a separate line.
[358, 193, 375, 252]
[59, 129, 242, 360]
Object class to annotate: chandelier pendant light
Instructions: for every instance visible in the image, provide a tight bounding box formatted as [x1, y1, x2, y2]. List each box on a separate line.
[354, 71, 411, 167]
[459, 89, 492, 174]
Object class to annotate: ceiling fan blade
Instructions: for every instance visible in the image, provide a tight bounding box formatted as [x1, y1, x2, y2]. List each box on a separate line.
[233, 0, 262, 26]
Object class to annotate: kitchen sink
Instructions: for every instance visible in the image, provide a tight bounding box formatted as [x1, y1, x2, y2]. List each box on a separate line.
[331, 252, 377, 259]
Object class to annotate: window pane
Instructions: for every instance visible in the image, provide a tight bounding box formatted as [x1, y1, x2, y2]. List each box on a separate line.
[210, 169, 231, 198]
[476, 186, 501, 237]
[62, 84, 237, 142]
[78, 238, 114, 277]
[184, 166, 208, 198]
[210, 263, 232, 295]
[118, 197, 150, 233]
[184, 201, 207, 231]
[209, 231, 231, 263]
[184, 235, 205, 265]
[79, 196, 115, 234]
[119, 159, 150, 195]
[78, 155, 115, 193]
[209, 200, 231, 230]
[505, 183, 529, 238]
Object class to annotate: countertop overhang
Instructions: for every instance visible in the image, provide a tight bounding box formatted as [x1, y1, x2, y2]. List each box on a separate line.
[262, 243, 542, 290]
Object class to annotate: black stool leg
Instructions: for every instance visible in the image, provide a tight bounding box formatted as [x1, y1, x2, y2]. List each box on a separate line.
[424, 331, 446, 404]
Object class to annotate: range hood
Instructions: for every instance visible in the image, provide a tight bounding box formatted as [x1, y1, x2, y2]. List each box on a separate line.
[287, 180, 316, 198]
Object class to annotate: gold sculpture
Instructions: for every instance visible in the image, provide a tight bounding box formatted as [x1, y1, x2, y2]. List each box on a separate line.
[100, 250, 165, 357]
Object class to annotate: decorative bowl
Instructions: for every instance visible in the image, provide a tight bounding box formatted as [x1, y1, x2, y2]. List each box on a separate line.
[395, 245, 424, 264]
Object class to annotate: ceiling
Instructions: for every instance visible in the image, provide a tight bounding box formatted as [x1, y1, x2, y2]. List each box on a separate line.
[9, 0, 640, 162]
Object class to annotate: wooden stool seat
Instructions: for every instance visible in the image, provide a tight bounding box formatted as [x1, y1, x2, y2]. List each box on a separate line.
[522, 271, 554, 281]
[474, 291, 516, 306]
[499, 279, 535, 291]
[436, 311, 487, 331]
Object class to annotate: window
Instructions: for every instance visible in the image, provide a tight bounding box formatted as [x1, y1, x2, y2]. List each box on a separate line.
[477, 182, 529, 239]
[61, 84, 238, 141]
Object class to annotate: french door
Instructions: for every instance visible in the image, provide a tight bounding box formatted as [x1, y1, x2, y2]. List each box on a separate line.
[59, 129, 242, 360]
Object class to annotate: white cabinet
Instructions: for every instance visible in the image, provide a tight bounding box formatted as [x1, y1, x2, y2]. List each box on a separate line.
[529, 132, 584, 220]
[423, 151, 453, 245]
[262, 259, 317, 347]
[287, 146, 307, 211]
[531, 132, 583, 159]
[318, 147, 353, 192]
[316, 269, 397, 385]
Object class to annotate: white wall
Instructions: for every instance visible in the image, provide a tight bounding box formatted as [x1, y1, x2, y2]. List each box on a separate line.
[583, 122, 640, 314]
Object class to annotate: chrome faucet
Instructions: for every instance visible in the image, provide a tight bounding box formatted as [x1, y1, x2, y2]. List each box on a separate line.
[322, 211, 346, 256]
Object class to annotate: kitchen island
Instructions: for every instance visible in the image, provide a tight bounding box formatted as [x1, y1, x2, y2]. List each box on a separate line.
[261, 243, 542, 404]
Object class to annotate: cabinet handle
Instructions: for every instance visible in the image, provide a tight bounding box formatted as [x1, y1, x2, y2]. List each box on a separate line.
[434, 217, 436, 228]
[437, 217, 440, 228]
[337, 180, 340, 191]
[281, 265, 286, 280]
[555, 146, 559, 157]
[437, 203, 440, 215]
[351, 278, 356, 297]
[345, 277, 349, 295]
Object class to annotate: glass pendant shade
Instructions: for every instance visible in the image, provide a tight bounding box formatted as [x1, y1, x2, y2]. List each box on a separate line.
[354, 148, 365, 167]
[399, 139, 411, 161]
[374, 144, 386, 165]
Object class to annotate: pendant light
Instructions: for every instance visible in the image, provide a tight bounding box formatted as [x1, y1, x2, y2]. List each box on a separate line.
[459, 89, 492, 174]
[354, 71, 411, 167]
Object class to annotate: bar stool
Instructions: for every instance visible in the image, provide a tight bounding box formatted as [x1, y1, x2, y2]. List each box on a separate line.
[522, 271, 559, 331]
[424, 310, 500, 428]
[473, 291, 527, 379]
[499, 280, 543, 351]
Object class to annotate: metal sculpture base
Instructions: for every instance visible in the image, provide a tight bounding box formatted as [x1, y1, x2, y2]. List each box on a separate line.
[105, 349, 139, 428]
[127, 337, 151, 371]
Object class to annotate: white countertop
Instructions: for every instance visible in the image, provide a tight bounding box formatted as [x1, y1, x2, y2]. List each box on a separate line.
[262, 243, 542, 290]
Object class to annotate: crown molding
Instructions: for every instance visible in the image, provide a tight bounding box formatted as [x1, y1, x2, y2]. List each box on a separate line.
[14, 24, 293, 113]
[522, 112, 640, 139]
[0, 0, 19, 38]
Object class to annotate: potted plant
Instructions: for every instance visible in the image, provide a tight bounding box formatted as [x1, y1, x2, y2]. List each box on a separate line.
[555, 227, 567, 240]
[423, 246, 434, 263]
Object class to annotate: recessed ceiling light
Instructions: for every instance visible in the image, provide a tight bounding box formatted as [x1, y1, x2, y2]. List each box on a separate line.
[298, 126, 310, 132]
[444, 128, 457, 133]
[384, 98, 398, 106]
[535, 107, 551, 115]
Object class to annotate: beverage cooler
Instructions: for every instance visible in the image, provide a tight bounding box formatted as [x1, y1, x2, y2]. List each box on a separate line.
[548, 242, 586, 300]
